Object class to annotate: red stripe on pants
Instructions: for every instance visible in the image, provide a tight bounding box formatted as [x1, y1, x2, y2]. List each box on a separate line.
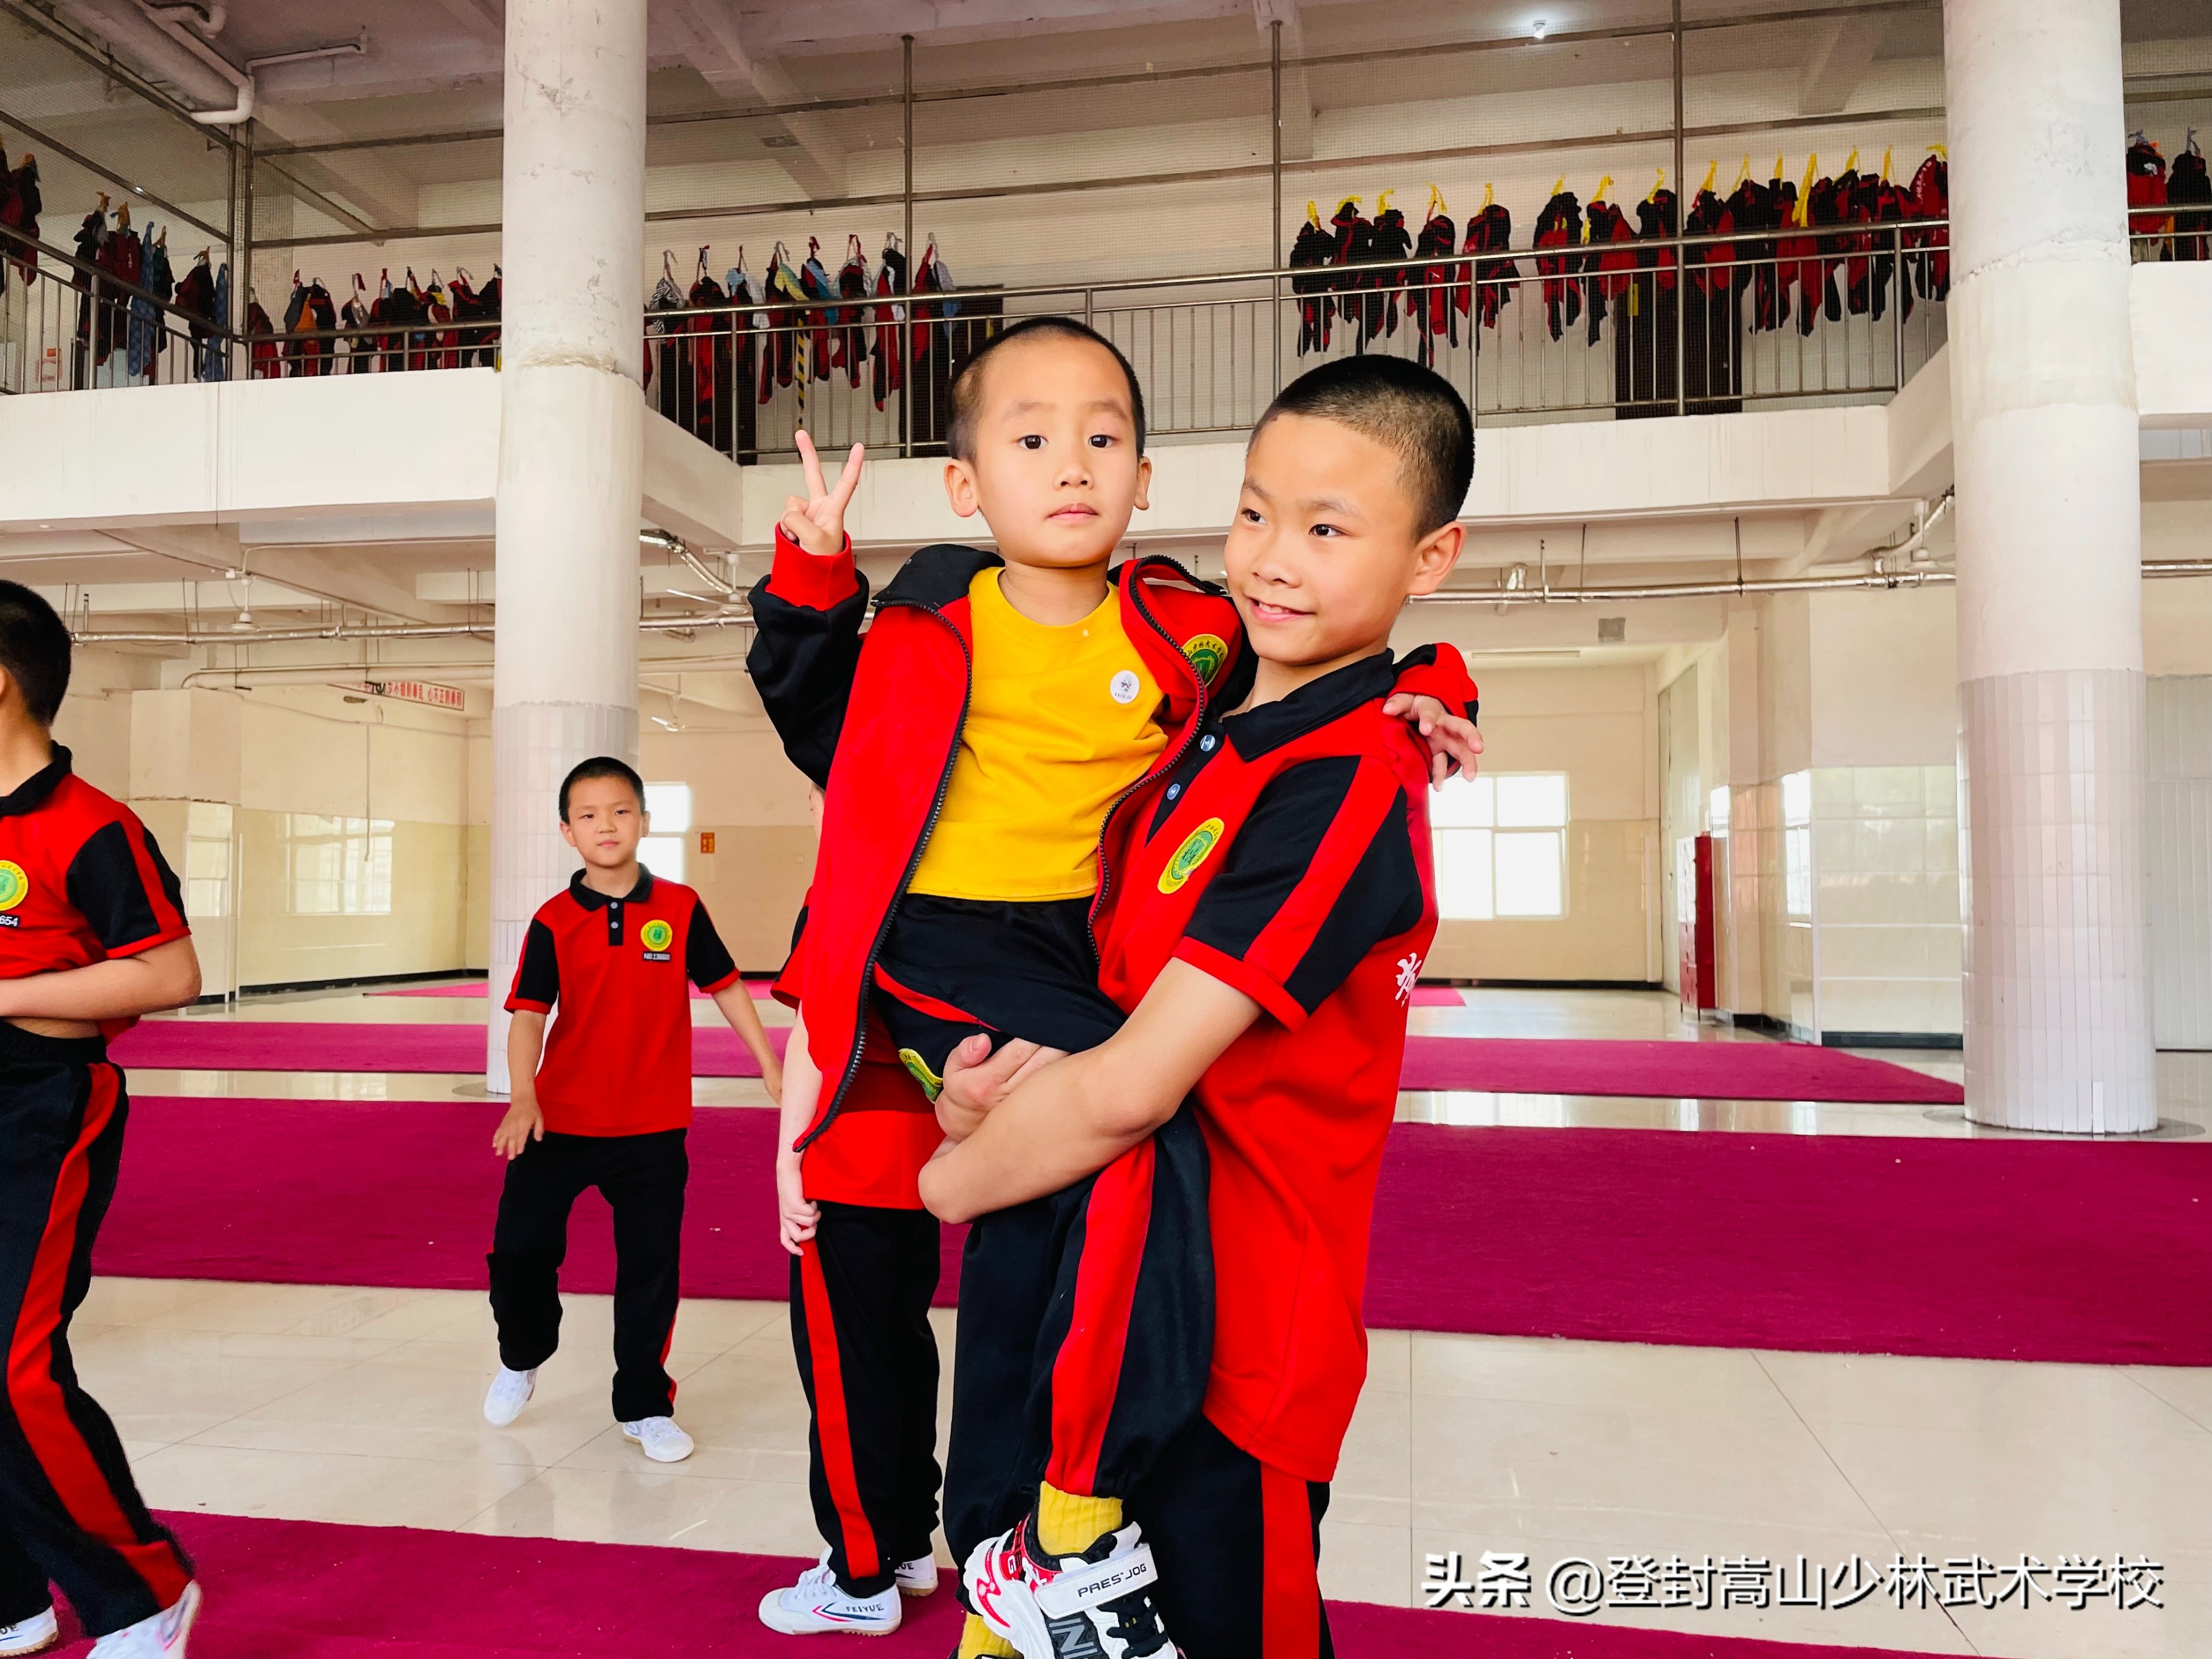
[5, 1065, 189, 1610]
[798, 1238, 880, 1578]
[1045, 1141, 1155, 1496]
[1260, 1464, 1321, 1659]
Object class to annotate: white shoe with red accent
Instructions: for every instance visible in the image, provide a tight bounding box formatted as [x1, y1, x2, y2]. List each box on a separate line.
[88, 1582, 200, 1657]
[0, 1606, 58, 1657]
[756, 1555, 902, 1634]
[963, 1515, 1180, 1659]
[894, 1554, 938, 1597]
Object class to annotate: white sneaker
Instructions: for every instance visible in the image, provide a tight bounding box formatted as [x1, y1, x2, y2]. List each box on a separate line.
[89, 1582, 200, 1657]
[620, 1415, 695, 1463]
[0, 1606, 58, 1657]
[757, 1555, 902, 1634]
[895, 1554, 938, 1597]
[483, 1366, 537, 1427]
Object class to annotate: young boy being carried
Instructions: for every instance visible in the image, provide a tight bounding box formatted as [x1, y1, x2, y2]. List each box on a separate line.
[923, 356, 1478, 1659]
[484, 757, 783, 1463]
[0, 583, 208, 1659]
[747, 321, 1475, 1647]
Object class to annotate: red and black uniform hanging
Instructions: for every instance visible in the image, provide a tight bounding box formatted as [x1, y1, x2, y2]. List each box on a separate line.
[832, 235, 870, 388]
[1461, 199, 1516, 334]
[871, 235, 906, 409]
[1368, 194, 1413, 338]
[1618, 180, 1680, 419]
[1412, 193, 1458, 365]
[1290, 206, 1336, 356]
[2170, 134, 2210, 262]
[2127, 133, 2169, 258]
[0, 151, 40, 295]
[1905, 151, 1949, 300]
[1683, 177, 1741, 413]
[1582, 187, 1635, 346]
[1532, 185, 1583, 342]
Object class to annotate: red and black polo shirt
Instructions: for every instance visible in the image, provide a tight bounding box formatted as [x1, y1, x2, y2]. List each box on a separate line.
[506, 868, 738, 1137]
[0, 745, 190, 1040]
[1093, 645, 1468, 1484]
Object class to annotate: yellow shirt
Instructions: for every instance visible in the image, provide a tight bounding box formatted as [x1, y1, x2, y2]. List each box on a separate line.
[908, 569, 1167, 902]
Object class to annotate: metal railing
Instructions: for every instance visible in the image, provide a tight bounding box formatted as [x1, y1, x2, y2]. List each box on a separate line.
[0, 223, 228, 393]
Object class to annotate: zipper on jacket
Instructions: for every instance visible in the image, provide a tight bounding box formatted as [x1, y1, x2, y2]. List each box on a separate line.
[796, 592, 973, 1151]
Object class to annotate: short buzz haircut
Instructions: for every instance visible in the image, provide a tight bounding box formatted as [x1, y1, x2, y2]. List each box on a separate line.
[0, 580, 73, 727]
[558, 756, 645, 821]
[946, 316, 1147, 462]
[1255, 356, 1475, 535]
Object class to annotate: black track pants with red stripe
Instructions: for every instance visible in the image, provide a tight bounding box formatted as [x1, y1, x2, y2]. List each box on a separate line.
[1131, 1413, 1333, 1659]
[790, 1202, 942, 1597]
[487, 1128, 686, 1425]
[944, 1103, 1212, 1578]
[0, 1035, 192, 1639]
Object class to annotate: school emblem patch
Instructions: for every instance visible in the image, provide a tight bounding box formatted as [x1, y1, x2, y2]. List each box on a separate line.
[1158, 818, 1225, 894]
[897, 1047, 944, 1102]
[1181, 633, 1228, 685]
[0, 861, 26, 911]
[640, 919, 674, 954]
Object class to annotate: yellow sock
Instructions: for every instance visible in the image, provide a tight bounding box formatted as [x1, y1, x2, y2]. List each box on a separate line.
[958, 1613, 1019, 1659]
[1035, 1480, 1124, 1557]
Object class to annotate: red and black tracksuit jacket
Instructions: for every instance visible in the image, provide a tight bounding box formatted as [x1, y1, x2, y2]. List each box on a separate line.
[746, 532, 1245, 1596]
[0, 748, 195, 1640]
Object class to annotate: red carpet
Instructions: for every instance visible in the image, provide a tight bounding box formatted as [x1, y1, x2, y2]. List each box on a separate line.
[93, 1098, 2208, 1363]
[111, 1021, 1963, 1103]
[42, 1512, 1965, 1658]
[370, 980, 780, 999]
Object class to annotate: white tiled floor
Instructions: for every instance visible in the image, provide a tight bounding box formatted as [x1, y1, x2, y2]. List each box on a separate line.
[77, 1277, 2210, 1658]
[76, 983, 2212, 1657]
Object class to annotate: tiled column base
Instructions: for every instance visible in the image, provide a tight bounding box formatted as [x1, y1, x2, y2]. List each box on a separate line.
[1959, 669, 2156, 1133]
[486, 699, 639, 1088]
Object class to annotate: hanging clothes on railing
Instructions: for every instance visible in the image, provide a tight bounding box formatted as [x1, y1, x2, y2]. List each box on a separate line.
[1461, 194, 1517, 334]
[282, 271, 337, 376]
[1368, 192, 1413, 338]
[2170, 133, 2210, 262]
[208, 261, 229, 379]
[450, 266, 500, 367]
[128, 224, 173, 379]
[871, 233, 906, 409]
[798, 238, 837, 382]
[1683, 170, 1740, 414]
[1722, 163, 1788, 334]
[245, 290, 279, 379]
[767, 243, 810, 408]
[685, 248, 735, 450]
[340, 274, 375, 372]
[1412, 189, 1457, 366]
[1, 152, 41, 295]
[1325, 198, 1371, 350]
[1532, 182, 1583, 343]
[73, 200, 115, 375]
[725, 250, 761, 420]
[909, 234, 956, 368]
[645, 253, 686, 415]
[1581, 181, 1635, 346]
[1801, 163, 1848, 333]
[2127, 133, 2169, 259]
[1290, 203, 1336, 356]
[425, 272, 461, 370]
[175, 250, 218, 380]
[1904, 150, 1949, 299]
[832, 235, 870, 387]
[1841, 154, 1908, 321]
[1619, 173, 1680, 419]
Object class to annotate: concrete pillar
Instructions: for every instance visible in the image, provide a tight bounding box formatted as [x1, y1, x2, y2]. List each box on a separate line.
[487, 0, 647, 1088]
[1946, 1, 2156, 1132]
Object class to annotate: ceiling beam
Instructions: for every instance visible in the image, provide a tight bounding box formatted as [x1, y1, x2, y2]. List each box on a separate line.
[670, 0, 844, 199]
[429, 0, 505, 51]
[1800, 15, 1888, 117]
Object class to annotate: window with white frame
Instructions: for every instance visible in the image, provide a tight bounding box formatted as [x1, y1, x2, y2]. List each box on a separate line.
[286, 815, 394, 915]
[642, 782, 692, 883]
[1782, 770, 1813, 918]
[1431, 772, 1570, 921]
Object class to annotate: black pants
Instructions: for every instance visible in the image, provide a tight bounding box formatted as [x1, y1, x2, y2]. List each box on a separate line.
[1129, 1415, 1333, 1659]
[0, 1031, 193, 1638]
[791, 1202, 942, 1597]
[943, 1104, 1212, 1590]
[486, 1128, 687, 1424]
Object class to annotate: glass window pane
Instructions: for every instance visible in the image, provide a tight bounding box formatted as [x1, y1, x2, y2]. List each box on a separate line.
[1431, 772, 1494, 829]
[1782, 770, 1813, 828]
[1785, 826, 1812, 918]
[642, 834, 686, 884]
[1496, 773, 1568, 828]
[645, 783, 693, 832]
[1494, 830, 1564, 916]
[1432, 827, 1493, 920]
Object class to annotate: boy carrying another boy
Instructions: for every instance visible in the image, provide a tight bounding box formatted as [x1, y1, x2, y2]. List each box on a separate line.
[747, 322, 1475, 1648]
[0, 583, 207, 1659]
[923, 355, 1477, 1659]
[485, 757, 783, 1463]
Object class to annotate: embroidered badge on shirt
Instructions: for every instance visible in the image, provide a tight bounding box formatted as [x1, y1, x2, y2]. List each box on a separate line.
[1181, 633, 1228, 685]
[1396, 952, 1423, 1004]
[1109, 669, 1141, 705]
[1158, 818, 1225, 894]
[640, 918, 674, 960]
[0, 860, 25, 912]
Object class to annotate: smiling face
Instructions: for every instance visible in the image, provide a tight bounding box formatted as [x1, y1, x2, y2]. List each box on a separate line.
[560, 775, 647, 870]
[942, 332, 1152, 572]
[1223, 412, 1464, 679]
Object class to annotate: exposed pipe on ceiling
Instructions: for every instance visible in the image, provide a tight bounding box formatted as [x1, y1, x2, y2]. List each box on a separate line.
[1426, 556, 2212, 606]
[128, 0, 255, 124]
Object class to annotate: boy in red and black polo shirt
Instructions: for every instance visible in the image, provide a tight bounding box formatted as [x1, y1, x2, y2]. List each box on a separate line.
[0, 583, 207, 1659]
[485, 756, 782, 1464]
[925, 356, 1479, 1659]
